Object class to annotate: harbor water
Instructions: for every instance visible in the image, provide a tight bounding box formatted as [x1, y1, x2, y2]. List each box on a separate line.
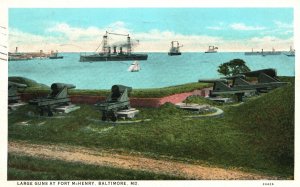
[8, 52, 295, 89]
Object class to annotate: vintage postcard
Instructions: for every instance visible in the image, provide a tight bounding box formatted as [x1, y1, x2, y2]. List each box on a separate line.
[1, 0, 299, 187]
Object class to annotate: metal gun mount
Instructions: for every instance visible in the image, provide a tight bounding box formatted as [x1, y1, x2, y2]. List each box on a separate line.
[29, 83, 76, 116]
[242, 68, 277, 82]
[95, 85, 132, 122]
[223, 69, 288, 93]
[8, 81, 27, 104]
[199, 79, 255, 102]
[241, 68, 287, 92]
[199, 68, 288, 102]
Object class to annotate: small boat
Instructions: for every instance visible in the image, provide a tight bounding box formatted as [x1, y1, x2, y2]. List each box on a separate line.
[168, 41, 183, 56]
[128, 61, 140, 72]
[205, 46, 218, 53]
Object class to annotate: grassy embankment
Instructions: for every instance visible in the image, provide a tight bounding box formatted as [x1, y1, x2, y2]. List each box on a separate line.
[8, 76, 294, 179]
[9, 76, 210, 98]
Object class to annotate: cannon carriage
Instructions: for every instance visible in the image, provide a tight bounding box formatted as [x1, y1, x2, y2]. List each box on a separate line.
[199, 78, 255, 102]
[199, 69, 288, 102]
[29, 83, 76, 116]
[8, 81, 27, 104]
[8, 81, 28, 111]
[240, 68, 288, 93]
[95, 85, 133, 122]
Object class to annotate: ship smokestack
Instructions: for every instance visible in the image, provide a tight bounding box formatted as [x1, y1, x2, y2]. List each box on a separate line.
[15, 47, 18, 53]
[113, 46, 117, 54]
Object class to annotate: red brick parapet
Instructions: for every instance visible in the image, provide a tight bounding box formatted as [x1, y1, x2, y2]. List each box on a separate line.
[70, 95, 106, 105]
[20, 87, 211, 108]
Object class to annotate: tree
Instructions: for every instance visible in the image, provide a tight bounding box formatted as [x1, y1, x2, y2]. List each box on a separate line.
[217, 59, 251, 76]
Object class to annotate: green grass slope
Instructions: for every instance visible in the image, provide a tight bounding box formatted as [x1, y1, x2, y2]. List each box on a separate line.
[8, 76, 210, 98]
[9, 76, 49, 89]
[8, 77, 295, 178]
[227, 82, 294, 175]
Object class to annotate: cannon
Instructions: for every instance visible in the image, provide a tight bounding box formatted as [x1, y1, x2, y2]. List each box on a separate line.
[8, 81, 27, 104]
[220, 69, 288, 93]
[240, 68, 288, 92]
[95, 85, 132, 122]
[242, 68, 277, 82]
[199, 78, 255, 102]
[29, 83, 76, 116]
[199, 69, 288, 102]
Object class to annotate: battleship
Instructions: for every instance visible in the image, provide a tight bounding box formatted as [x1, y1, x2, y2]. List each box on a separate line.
[80, 31, 148, 62]
[245, 48, 281, 56]
[168, 41, 183, 56]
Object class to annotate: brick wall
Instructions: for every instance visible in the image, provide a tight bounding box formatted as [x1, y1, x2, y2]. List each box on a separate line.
[20, 87, 211, 108]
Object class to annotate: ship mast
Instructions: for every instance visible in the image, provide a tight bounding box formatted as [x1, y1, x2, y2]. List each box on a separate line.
[170, 41, 183, 53]
[102, 32, 109, 54]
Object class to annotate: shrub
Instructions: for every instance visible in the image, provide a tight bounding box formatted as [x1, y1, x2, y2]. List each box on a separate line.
[218, 59, 250, 76]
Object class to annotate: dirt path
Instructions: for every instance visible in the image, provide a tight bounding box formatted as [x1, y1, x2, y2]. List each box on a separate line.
[8, 141, 276, 180]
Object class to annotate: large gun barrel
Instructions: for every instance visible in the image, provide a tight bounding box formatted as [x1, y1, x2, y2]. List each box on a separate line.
[198, 79, 228, 83]
[242, 68, 277, 78]
[8, 81, 27, 88]
[220, 74, 246, 80]
[111, 85, 132, 94]
[110, 85, 132, 102]
[51, 83, 76, 91]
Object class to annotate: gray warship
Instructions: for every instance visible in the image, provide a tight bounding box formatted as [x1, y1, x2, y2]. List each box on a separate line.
[80, 31, 148, 62]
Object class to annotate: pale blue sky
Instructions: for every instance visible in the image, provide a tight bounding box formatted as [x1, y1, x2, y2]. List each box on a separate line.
[8, 8, 294, 52]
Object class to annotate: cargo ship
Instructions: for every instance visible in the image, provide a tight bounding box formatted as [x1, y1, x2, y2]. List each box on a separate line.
[49, 50, 63, 59]
[285, 46, 295, 57]
[8, 47, 50, 61]
[205, 46, 218, 53]
[80, 31, 148, 62]
[168, 41, 183, 56]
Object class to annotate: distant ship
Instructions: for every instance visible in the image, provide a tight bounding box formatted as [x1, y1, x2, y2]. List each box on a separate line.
[80, 31, 148, 62]
[8, 47, 49, 61]
[245, 48, 281, 56]
[285, 46, 295, 57]
[168, 41, 183, 56]
[8, 52, 32, 61]
[49, 50, 63, 59]
[205, 46, 218, 53]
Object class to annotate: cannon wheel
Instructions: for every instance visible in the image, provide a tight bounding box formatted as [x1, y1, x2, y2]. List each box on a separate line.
[48, 110, 53, 117]
[111, 114, 117, 122]
[236, 93, 244, 102]
[101, 111, 107, 121]
[110, 111, 117, 122]
[39, 109, 44, 116]
[46, 106, 53, 117]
